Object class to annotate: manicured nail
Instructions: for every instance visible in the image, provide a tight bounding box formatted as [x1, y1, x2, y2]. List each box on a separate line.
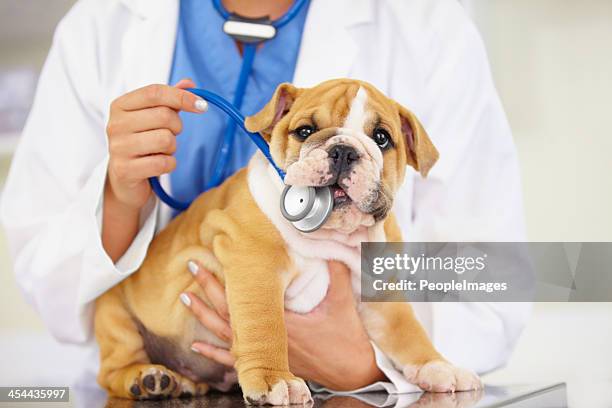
[180, 293, 191, 307]
[188, 260, 199, 276]
[194, 98, 208, 112]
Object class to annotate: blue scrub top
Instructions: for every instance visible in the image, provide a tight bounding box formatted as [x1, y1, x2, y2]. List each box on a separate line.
[168, 0, 309, 207]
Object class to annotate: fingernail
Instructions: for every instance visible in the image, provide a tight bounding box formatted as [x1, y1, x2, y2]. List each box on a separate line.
[188, 260, 199, 276]
[190, 345, 200, 353]
[194, 98, 208, 112]
[180, 293, 191, 307]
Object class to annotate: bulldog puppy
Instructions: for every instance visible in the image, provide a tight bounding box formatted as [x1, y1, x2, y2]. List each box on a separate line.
[95, 79, 482, 404]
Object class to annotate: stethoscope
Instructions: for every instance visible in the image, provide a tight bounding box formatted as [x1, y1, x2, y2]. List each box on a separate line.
[149, 0, 333, 233]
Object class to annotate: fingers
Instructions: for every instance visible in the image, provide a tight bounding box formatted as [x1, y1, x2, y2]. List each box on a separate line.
[325, 260, 354, 303]
[286, 261, 353, 321]
[327, 260, 351, 287]
[179, 259, 235, 369]
[173, 79, 207, 111]
[110, 154, 177, 181]
[327, 260, 350, 275]
[112, 129, 177, 157]
[174, 78, 197, 90]
[180, 292, 233, 343]
[120, 106, 184, 134]
[114, 83, 207, 113]
[188, 261, 230, 321]
[190, 342, 235, 367]
[104, 78, 206, 211]
[106, 105, 182, 140]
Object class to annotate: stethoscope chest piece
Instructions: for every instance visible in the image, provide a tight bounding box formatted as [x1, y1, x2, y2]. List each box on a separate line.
[280, 185, 334, 233]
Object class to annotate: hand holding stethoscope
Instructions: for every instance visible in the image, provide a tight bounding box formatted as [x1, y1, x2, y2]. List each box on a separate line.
[148, 0, 333, 232]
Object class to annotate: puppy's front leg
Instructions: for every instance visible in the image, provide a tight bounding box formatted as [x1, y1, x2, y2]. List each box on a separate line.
[216, 235, 311, 405]
[360, 302, 482, 392]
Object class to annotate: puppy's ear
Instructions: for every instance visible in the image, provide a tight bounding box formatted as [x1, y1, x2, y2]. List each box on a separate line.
[396, 104, 439, 177]
[245, 83, 300, 140]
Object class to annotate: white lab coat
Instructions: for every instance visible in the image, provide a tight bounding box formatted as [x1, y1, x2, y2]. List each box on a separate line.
[0, 0, 531, 394]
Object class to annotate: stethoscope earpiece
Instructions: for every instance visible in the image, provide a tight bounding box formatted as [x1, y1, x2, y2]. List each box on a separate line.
[280, 185, 334, 233]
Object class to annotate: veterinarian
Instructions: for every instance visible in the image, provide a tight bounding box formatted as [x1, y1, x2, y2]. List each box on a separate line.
[1, 0, 530, 393]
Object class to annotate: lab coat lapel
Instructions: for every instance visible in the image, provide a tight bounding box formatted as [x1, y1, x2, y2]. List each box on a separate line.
[119, 0, 373, 89]
[121, 0, 179, 91]
[293, 0, 373, 87]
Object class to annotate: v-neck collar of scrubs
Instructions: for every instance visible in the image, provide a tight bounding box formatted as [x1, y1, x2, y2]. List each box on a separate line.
[168, 0, 310, 206]
[192, 1, 308, 113]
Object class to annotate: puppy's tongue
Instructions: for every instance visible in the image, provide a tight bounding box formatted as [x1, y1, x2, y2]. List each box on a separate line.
[333, 188, 347, 199]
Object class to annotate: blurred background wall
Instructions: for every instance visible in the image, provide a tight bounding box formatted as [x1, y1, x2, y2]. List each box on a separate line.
[0, 0, 76, 331]
[468, 0, 612, 242]
[0, 0, 611, 406]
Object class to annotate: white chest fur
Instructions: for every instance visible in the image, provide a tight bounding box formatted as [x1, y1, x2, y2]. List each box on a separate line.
[247, 154, 385, 313]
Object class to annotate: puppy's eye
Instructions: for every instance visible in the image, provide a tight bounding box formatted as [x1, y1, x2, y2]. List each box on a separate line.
[293, 125, 316, 141]
[373, 128, 392, 150]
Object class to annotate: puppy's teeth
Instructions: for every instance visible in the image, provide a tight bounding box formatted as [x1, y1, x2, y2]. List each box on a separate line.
[333, 189, 346, 199]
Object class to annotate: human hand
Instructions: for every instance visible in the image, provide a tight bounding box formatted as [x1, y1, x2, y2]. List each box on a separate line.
[102, 79, 207, 261]
[105, 79, 207, 212]
[284, 261, 386, 390]
[183, 260, 386, 391]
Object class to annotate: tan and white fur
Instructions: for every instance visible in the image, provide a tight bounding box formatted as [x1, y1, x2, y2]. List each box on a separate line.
[94, 79, 482, 405]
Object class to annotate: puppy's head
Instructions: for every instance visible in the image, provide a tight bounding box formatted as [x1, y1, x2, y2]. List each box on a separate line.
[245, 79, 438, 234]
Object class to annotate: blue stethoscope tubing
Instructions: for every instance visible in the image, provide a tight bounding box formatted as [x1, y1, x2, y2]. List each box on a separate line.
[149, 0, 309, 211]
[148, 88, 286, 211]
[206, 43, 256, 190]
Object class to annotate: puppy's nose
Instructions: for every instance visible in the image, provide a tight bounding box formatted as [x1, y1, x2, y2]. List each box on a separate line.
[329, 145, 359, 173]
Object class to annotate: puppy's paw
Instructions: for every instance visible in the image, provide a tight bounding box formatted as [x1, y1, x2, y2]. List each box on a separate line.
[127, 365, 177, 399]
[402, 360, 482, 393]
[122, 364, 208, 400]
[173, 375, 210, 399]
[240, 370, 312, 406]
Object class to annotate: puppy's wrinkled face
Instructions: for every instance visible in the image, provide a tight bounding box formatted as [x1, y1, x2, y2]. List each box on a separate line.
[245, 79, 438, 234]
